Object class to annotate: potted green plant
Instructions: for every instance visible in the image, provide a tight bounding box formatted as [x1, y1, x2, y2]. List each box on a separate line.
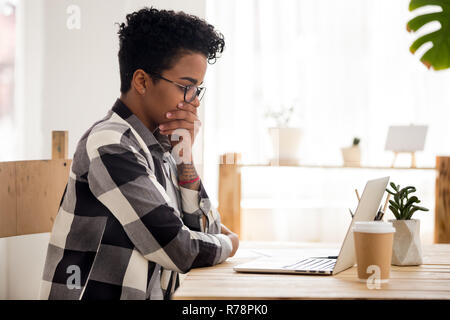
[341, 137, 361, 167]
[386, 182, 429, 266]
[265, 105, 303, 165]
[407, 0, 450, 70]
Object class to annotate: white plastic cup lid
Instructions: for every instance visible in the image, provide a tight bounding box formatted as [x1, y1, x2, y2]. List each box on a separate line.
[352, 221, 396, 234]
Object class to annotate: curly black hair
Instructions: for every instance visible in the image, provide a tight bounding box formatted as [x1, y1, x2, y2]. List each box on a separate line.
[117, 7, 225, 93]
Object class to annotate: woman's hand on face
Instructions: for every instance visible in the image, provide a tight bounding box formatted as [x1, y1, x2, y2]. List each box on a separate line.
[159, 102, 201, 148]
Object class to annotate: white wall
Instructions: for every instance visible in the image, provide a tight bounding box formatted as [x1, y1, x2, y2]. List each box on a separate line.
[3, 0, 206, 300]
[14, 0, 45, 162]
[0, 233, 51, 299]
[0, 239, 7, 299]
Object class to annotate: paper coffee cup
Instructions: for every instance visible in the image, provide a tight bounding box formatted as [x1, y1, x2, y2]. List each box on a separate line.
[353, 221, 396, 283]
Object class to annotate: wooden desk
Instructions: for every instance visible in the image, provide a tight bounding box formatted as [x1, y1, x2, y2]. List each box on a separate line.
[173, 241, 450, 300]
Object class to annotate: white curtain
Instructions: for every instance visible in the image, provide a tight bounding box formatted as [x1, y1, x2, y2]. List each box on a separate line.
[203, 0, 448, 243]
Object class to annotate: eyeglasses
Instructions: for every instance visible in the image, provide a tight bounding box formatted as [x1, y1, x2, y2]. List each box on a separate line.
[152, 74, 206, 103]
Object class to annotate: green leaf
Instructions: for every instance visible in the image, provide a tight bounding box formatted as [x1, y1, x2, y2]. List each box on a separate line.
[389, 205, 401, 220]
[389, 200, 400, 211]
[407, 0, 450, 70]
[390, 182, 399, 191]
[407, 12, 445, 32]
[406, 205, 430, 219]
[394, 188, 400, 202]
[394, 192, 402, 211]
[412, 205, 430, 212]
[403, 196, 420, 216]
[398, 189, 406, 200]
[405, 207, 420, 219]
[386, 188, 396, 195]
[400, 186, 416, 193]
[404, 196, 420, 207]
[409, 0, 448, 11]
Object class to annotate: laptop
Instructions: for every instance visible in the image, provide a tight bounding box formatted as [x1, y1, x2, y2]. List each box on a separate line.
[233, 176, 390, 276]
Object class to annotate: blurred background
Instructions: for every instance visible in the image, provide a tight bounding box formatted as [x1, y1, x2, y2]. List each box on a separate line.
[0, 0, 449, 299]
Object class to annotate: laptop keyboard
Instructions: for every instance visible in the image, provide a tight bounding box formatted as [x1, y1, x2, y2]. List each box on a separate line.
[282, 258, 336, 273]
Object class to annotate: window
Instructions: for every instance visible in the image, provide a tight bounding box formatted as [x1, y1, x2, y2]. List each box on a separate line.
[205, 0, 447, 243]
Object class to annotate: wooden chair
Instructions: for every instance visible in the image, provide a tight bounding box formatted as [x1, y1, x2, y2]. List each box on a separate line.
[0, 131, 71, 238]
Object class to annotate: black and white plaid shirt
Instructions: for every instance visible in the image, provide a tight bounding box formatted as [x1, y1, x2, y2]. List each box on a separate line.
[39, 99, 232, 300]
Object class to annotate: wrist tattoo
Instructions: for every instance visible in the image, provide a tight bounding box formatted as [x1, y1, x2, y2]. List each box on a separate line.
[177, 163, 200, 190]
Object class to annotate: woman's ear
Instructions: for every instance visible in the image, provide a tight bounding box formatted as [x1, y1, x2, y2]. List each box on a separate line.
[131, 69, 148, 95]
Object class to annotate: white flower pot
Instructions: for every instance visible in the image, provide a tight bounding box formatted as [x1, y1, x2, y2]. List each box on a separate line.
[268, 127, 302, 165]
[389, 219, 423, 266]
[341, 146, 361, 167]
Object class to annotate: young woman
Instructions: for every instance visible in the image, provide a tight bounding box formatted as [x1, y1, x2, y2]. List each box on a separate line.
[40, 7, 238, 300]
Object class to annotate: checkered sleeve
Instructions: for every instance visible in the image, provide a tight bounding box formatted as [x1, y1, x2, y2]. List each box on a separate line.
[86, 127, 232, 273]
[179, 184, 223, 234]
